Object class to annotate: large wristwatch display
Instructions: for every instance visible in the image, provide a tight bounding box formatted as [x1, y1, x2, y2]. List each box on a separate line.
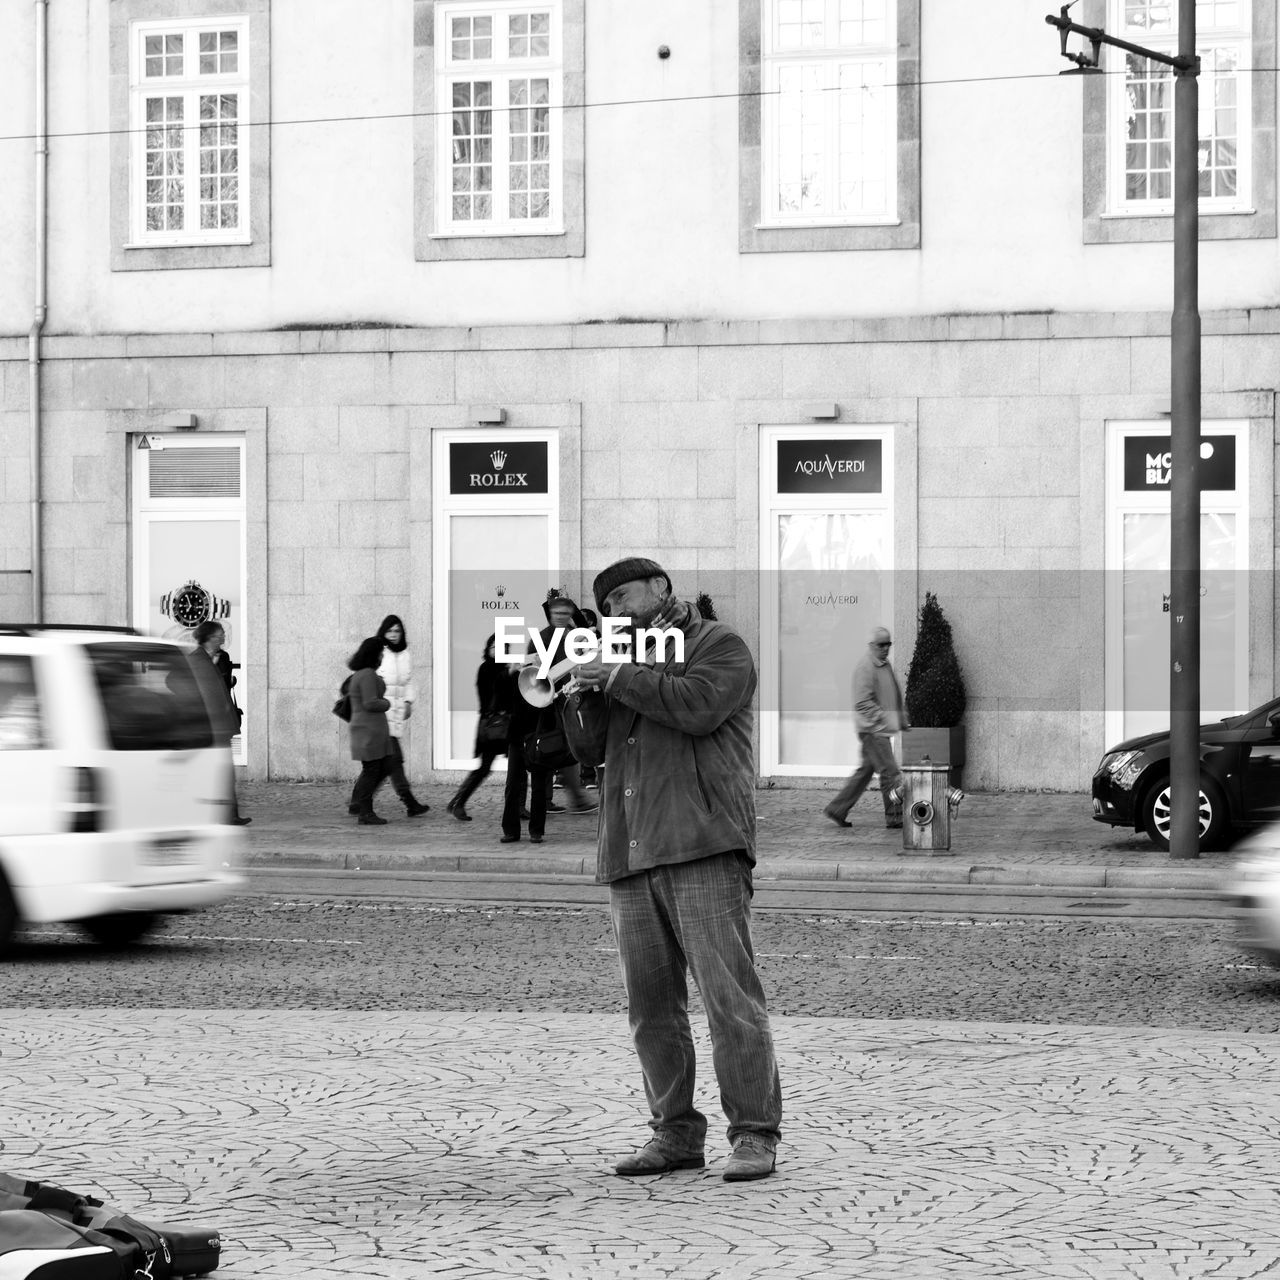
[160, 579, 232, 629]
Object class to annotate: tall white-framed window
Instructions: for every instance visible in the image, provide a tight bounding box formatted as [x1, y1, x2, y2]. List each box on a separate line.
[1106, 0, 1251, 216]
[760, 0, 898, 227]
[434, 1, 563, 236]
[129, 15, 250, 245]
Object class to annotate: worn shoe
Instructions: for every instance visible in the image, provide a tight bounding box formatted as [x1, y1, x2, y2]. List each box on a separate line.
[615, 1140, 705, 1177]
[529, 834, 544, 844]
[451, 806, 473, 822]
[231, 816, 252, 826]
[357, 813, 388, 826]
[723, 1137, 776, 1182]
[569, 803, 598, 815]
[823, 807, 852, 828]
[546, 802, 566, 813]
[347, 803, 361, 816]
[405, 801, 431, 817]
[500, 834, 520, 844]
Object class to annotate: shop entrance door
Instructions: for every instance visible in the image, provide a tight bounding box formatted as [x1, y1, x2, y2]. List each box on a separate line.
[760, 427, 894, 776]
[131, 434, 247, 764]
[432, 430, 558, 770]
[1104, 421, 1248, 745]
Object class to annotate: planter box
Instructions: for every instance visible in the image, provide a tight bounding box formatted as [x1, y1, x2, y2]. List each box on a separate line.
[901, 725, 965, 789]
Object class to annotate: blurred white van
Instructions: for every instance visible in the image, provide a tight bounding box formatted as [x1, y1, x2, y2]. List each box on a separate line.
[0, 626, 243, 951]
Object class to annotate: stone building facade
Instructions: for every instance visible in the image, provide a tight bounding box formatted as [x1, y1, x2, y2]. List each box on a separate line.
[1, 0, 1277, 792]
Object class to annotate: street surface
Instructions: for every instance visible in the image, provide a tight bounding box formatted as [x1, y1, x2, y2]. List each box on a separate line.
[4, 892, 1280, 1278]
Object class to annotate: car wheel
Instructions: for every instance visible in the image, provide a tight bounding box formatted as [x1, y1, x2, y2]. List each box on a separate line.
[0, 875, 17, 955]
[78, 912, 160, 948]
[1141, 776, 1228, 851]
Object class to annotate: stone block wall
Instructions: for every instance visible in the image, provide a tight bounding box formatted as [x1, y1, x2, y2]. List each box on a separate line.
[0, 311, 1275, 791]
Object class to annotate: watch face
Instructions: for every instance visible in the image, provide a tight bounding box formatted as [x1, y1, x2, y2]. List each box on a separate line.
[172, 584, 211, 628]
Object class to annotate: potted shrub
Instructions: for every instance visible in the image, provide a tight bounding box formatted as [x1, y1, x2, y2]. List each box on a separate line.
[903, 591, 967, 787]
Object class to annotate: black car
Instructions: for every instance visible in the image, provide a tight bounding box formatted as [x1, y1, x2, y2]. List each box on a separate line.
[1092, 695, 1280, 850]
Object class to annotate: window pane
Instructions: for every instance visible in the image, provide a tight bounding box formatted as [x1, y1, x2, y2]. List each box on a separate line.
[87, 644, 213, 751]
[776, 63, 826, 214]
[450, 79, 493, 221]
[837, 60, 889, 216]
[0, 656, 48, 750]
[777, 0, 825, 49]
[840, 0, 887, 46]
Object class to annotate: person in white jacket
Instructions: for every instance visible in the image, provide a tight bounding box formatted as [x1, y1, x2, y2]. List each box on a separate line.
[346, 614, 431, 818]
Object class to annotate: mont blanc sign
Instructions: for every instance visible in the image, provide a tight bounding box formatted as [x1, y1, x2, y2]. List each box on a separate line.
[1123, 434, 1236, 492]
[777, 439, 882, 494]
[449, 440, 549, 494]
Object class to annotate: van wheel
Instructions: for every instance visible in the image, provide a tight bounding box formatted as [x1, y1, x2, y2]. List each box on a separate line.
[0, 876, 17, 955]
[1141, 776, 1228, 851]
[79, 912, 159, 948]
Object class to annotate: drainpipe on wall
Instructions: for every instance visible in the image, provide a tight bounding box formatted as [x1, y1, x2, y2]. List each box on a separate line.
[28, 0, 48, 624]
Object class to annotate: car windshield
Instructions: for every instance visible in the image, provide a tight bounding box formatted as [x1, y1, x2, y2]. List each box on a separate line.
[86, 642, 214, 751]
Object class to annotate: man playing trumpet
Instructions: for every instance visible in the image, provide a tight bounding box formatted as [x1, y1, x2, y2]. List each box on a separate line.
[560, 557, 782, 1183]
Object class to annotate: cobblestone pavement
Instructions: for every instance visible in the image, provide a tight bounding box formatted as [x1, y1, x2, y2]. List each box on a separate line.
[5, 1009, 1279, 1279]
[238, 780, 1238, 890]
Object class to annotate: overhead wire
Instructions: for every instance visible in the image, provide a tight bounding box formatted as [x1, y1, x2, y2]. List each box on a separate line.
[0, 65, 1193, 147]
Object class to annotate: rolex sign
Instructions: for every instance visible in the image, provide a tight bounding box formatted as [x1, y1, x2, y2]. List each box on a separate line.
[449, 440, 549, 494]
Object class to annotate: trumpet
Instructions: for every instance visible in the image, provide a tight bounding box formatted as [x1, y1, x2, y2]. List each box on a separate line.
[517, 654, 593, 707]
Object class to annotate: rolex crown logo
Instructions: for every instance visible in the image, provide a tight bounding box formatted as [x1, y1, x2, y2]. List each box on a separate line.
[491, 449, 507, 470]
[495, 585, 507, 598]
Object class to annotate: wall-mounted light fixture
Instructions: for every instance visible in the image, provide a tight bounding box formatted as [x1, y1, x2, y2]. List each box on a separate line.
[802, 402, 840, 421]
[474, 406, 507, 424]
[162, 412, 199, 430]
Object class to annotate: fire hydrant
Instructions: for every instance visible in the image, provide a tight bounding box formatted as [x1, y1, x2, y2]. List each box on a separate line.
[891, 760, 964, 853]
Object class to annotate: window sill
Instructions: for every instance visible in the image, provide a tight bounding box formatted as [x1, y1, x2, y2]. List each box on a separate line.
[1099, 207, 1257, 220]
[429, 225, 565, 239]
[125, 236, 253, 249]
[756, 217, 901, 231]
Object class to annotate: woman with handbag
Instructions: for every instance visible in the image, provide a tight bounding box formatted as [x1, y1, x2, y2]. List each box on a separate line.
[446, 635, 515, 822]
[346, 636, 396, 826]
[346, 615, 430, 818]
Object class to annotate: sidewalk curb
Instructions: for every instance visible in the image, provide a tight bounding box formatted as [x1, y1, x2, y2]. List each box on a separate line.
[241, 848, 1227, 892]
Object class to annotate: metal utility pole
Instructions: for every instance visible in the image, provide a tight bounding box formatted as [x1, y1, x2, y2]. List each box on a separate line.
[1046, 1, 1202, 859]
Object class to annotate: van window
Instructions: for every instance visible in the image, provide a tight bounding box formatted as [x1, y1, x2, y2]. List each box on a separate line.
[0, 656, 45, 750]
[86, 643, 214, 751]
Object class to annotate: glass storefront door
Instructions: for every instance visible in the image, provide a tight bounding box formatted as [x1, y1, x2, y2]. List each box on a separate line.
[760, 427, 894, 776]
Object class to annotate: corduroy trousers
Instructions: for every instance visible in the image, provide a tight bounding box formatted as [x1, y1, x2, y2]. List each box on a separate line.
[608, 851, 782, 1154]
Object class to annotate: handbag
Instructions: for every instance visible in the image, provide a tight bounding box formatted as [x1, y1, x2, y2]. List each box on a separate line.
[523, 724, 576, 772]
[332, 676, 352, 723]
[476, 710, 511, 748]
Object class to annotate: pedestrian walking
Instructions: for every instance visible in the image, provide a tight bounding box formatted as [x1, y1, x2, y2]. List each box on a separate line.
[346, 636, 396, 826]
[447, 634, 516, 822]
[538, 595, 597, 816]
[824, 625, 908, 830]
[501, 674, 549, 844]
[189, 621, 250, 826]
[347, 615, 430, 818]
[562, 557, 782, 1182]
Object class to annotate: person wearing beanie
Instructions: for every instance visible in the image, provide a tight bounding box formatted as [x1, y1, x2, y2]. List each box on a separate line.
[560, 557, 782, 1183]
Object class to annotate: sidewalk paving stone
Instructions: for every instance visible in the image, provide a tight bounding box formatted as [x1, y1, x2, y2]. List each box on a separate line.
[4, 1009, 1278, 1278]
[237, 781, 1238, 890]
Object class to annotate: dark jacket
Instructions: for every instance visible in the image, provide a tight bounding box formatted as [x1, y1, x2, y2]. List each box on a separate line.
[474, 659, 517, 755]
[187, 648, 239, 742]
[347, 667, 391, 761]
[560, 598, 757, 884]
